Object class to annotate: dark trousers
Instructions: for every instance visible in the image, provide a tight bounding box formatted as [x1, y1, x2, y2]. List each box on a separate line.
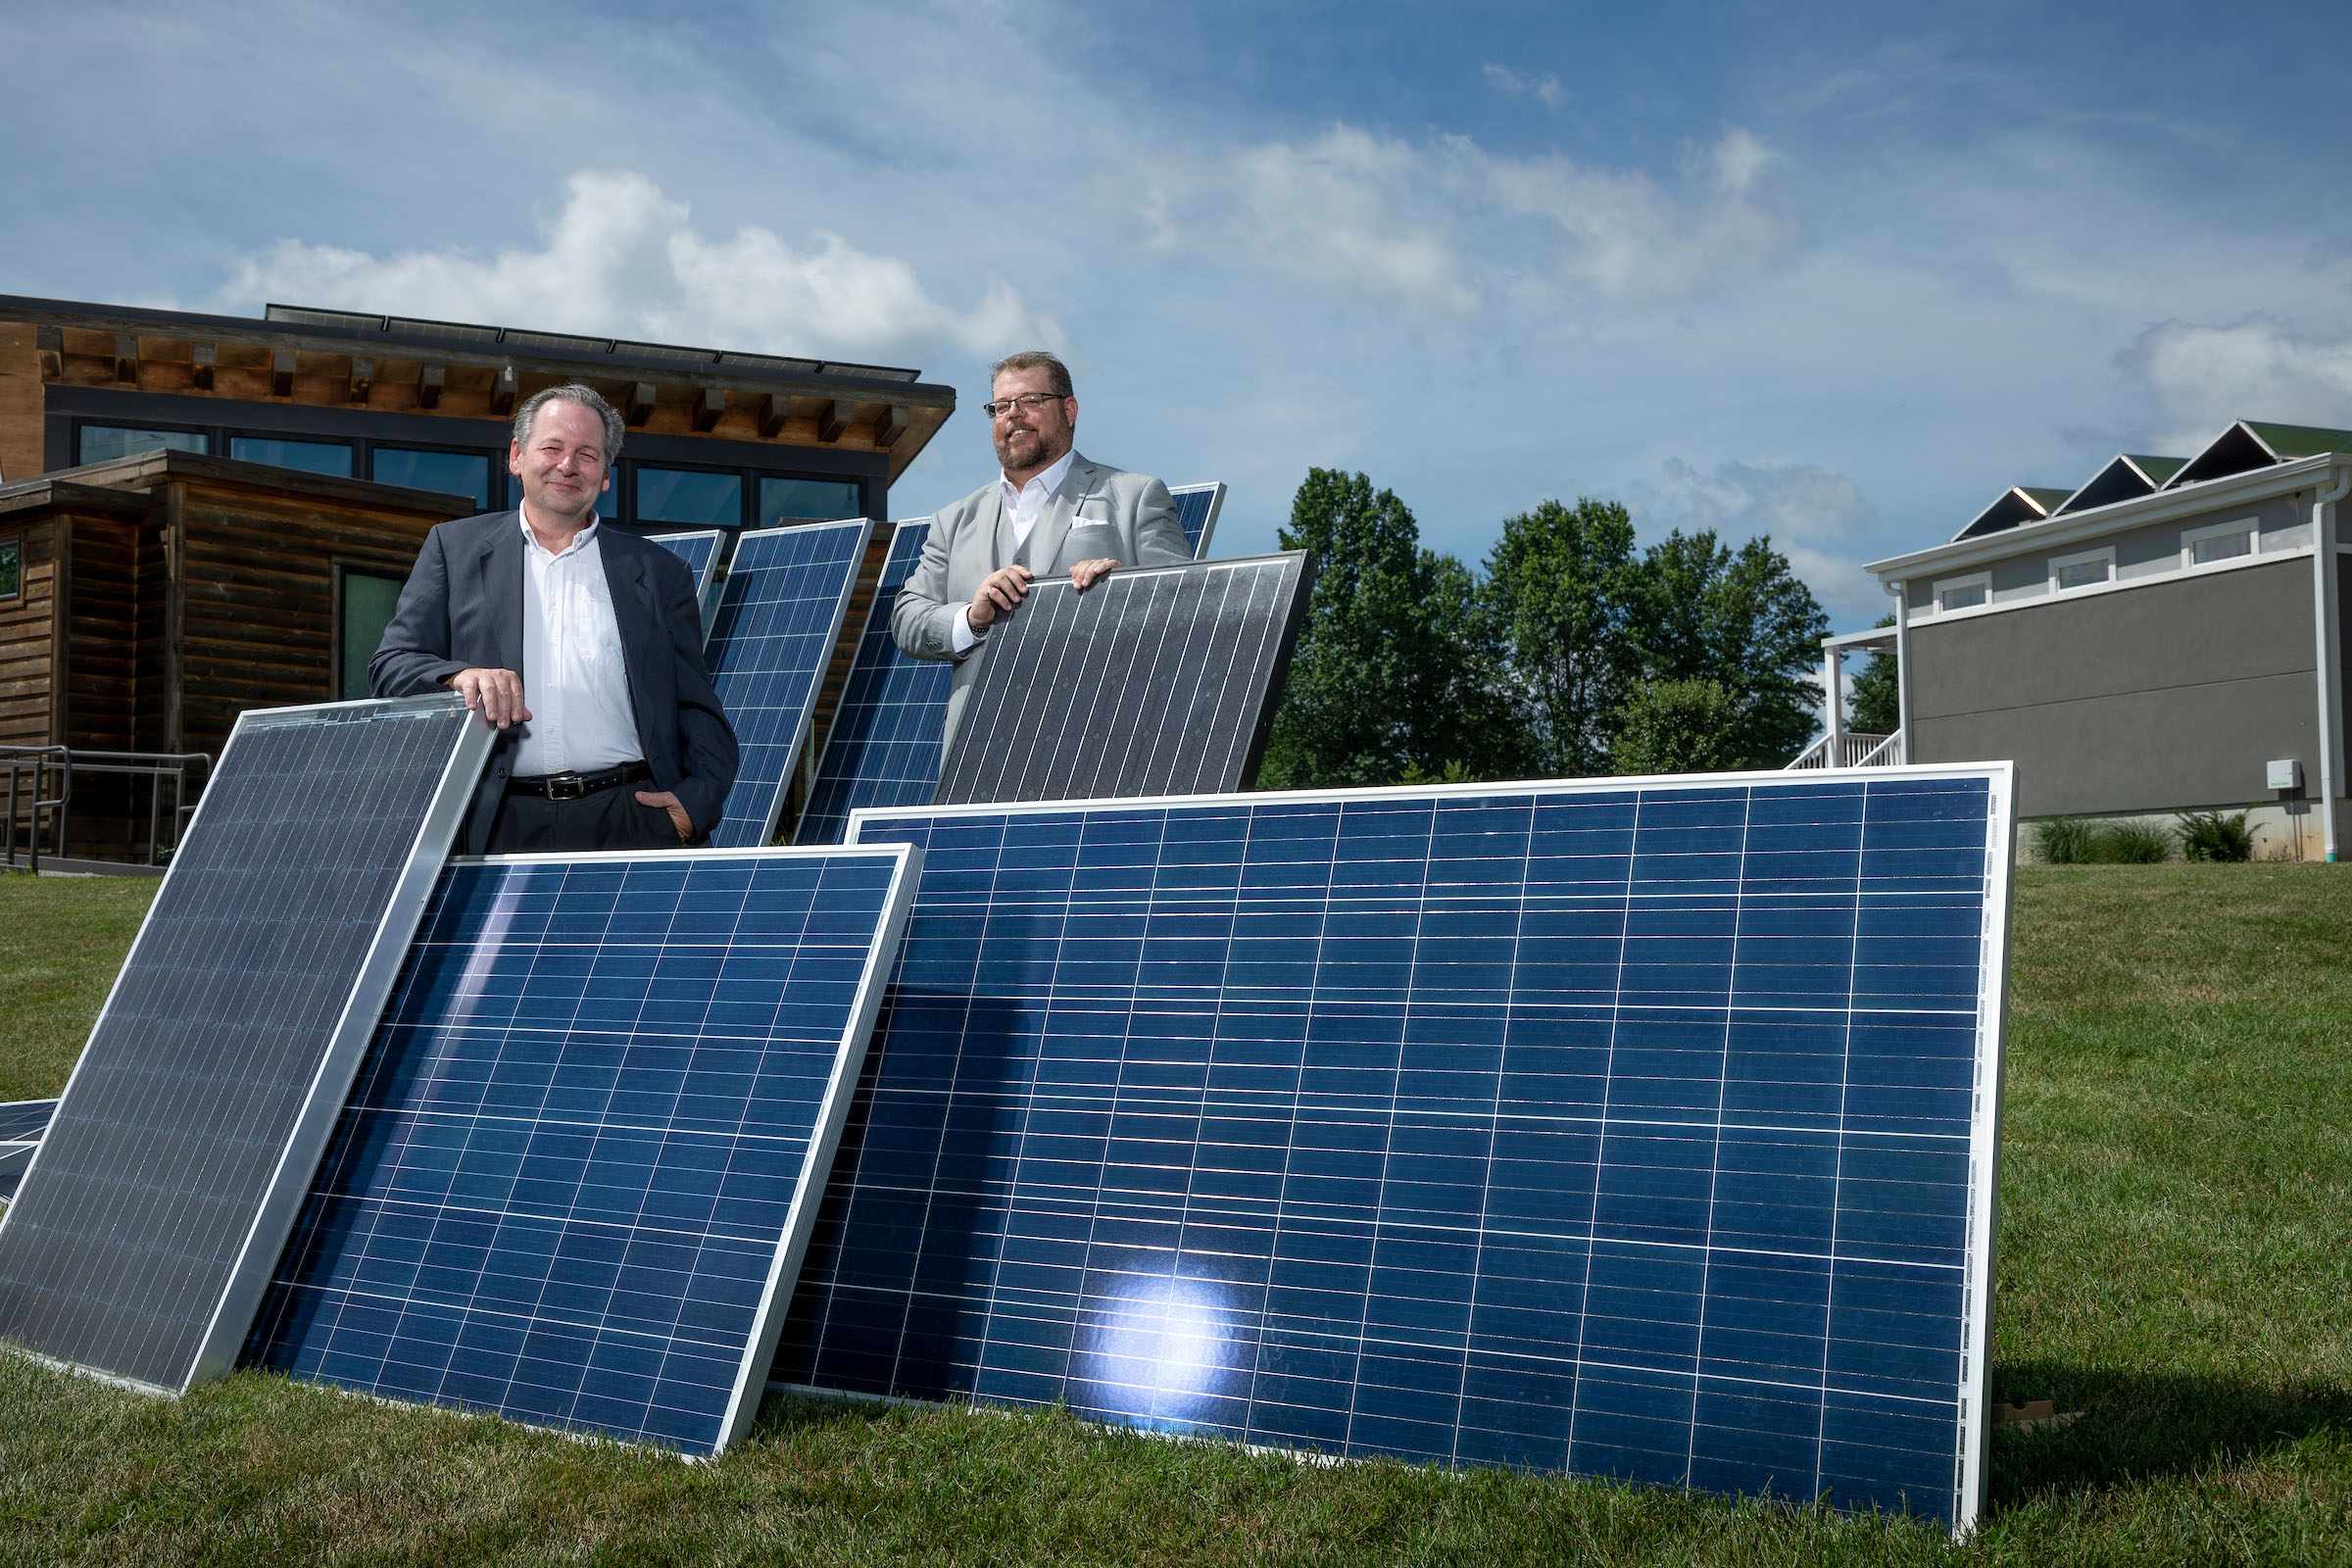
[483, 786, 698, 855]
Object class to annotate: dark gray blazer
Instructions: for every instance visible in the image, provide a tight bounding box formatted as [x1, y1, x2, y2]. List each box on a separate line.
[369, 510, 739, 853]
[892, 454, 1192, 759]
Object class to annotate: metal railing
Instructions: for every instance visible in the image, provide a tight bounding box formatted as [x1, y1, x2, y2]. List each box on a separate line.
[3, 747, 213, 872]
[1784, 730, 1902, 770]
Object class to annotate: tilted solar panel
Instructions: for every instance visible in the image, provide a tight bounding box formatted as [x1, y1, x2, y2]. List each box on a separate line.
[703, 520, 872, 850]
[0, 1100, 55, 1144]
[1168, 482, 1225, 559]
[794, 519, 951, 847]
[247, 844, 918, 1455]
[0, 696, 492, 1392]
[776, 769, 2013, 1531]
[647, 529, 727, 641]
[934, 552, 1312, 808]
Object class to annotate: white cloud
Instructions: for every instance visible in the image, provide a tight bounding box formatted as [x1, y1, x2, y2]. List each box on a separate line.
[217, 170, 1057, 359]
[2121, 316, 2352, 450]
[1219, 127, 1479, 313]
[1483, 63, 1566, 109]
[1480, 128, 1802, 299]
[1627, 458, 1886, 623]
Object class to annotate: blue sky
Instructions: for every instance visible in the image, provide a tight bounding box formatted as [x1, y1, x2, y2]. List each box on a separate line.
[7, 0, 2351, 626]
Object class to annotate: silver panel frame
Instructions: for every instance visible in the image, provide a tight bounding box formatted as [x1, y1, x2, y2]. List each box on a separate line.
[645, 528, 729, 642]
[1168, 480, 1226, 559]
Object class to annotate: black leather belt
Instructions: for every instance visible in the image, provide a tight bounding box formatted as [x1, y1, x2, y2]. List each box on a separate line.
[507, 760, 653, 801]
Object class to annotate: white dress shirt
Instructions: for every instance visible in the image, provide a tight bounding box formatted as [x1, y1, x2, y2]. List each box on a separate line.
[511, 513, 644, 776]
[953, 448, 1076, 655]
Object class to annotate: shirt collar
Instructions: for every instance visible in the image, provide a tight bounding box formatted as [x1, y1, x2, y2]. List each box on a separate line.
[1000, 448, 1076, 504]
[518, 506, 599, 561]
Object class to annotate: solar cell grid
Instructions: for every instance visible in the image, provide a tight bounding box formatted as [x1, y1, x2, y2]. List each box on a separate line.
[933, 552, 1311, 808]
[774, 769, 2010, 1531]
[247, 843, 918, 1456]
[0, 1100, 55, 1145]
[1168, 482, 1225, 559]
[703, 519, 871, 849]
[795, 519, 950, 847]
[0, 696, 491, 1392]
[646, 529, 726, 640]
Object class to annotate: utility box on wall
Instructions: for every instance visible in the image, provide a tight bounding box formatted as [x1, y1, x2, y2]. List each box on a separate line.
[2269, 758, 2303, 792]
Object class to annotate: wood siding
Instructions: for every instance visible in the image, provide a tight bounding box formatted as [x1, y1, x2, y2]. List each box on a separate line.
[0, 518, 58, 747]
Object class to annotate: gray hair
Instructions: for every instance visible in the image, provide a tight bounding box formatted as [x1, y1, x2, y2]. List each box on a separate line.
[990, 350, 1073, 400]
[513, 383, 625, 465]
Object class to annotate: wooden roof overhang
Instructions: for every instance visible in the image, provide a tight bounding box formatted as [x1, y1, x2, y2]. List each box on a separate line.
[2, 295, 957, 484]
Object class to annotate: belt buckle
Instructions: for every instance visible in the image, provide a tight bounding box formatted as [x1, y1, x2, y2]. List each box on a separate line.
[546, 774, 588, 802]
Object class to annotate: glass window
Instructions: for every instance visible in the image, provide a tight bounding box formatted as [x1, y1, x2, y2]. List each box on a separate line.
[0, 538, 19, 600]
[760, 475, 862, 525]
[2189, 526, 2253, 565]
[1936, 576, 1988, 612]
[638, 466, 743, 527]
[2052, 550, 2113, 591]
[338, 568, 406, 701]
[372, 448, 494, 511]
[78, 425, 209, 465]
[230, 436, 353, 478]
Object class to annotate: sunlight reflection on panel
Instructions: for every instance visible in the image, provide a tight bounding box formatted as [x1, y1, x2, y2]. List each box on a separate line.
[1076, 1271, 1247, 1431]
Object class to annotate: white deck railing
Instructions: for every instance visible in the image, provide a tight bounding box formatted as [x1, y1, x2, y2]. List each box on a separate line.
[1783, 730, 1902, 769]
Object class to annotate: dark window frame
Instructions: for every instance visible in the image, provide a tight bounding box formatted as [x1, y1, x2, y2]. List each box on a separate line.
[758, 472, 869, 528]
[631, 460, 751, 530]
[330, 562, 411, 702]
[369, 442, 503, 513]
[0, 535, 21, 602]
[228, 433, 358, 479]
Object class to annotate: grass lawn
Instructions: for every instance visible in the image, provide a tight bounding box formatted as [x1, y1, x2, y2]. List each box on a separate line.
[3, 863, 2350, 1564]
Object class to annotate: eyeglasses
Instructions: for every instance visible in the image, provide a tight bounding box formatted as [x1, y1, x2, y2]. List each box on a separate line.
[983, 391, 1067, 418]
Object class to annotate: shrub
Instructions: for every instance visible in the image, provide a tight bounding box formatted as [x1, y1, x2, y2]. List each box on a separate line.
[2092, 819, 2174, 863]
[2033, 817, 2096, 863]
[2177, 808, 2254, 863]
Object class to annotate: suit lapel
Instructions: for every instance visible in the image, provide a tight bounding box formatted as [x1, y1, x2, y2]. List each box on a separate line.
[480, 514, 526, 677]
[602, 537, 654, 699]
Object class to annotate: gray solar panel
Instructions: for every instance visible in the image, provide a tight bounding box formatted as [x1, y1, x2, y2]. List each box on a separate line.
[1168, 482, 1225, 559]
[0, 1101, 52, 1205]
[247, 843, 918, 1454]
[935, 552, 1312, 808]
[778, 768, 2014, 1531]
[646, 529, 727, 641]
[705, 520, 873, 850]
[0, 695, 493, 1392]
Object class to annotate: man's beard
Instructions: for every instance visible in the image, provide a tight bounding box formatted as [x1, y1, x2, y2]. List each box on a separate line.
[995, 424, 1063, 470]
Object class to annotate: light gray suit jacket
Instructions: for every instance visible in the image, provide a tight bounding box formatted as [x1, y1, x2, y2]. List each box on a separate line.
[893, 453, 1193, 761]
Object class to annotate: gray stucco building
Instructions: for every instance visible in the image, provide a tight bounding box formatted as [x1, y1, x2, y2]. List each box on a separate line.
[1831, 420, 2352, 859]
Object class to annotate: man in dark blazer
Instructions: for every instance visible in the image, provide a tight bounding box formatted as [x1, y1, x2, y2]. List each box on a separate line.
[370, 383, 737, 854]
[892, 350, 1193, 762]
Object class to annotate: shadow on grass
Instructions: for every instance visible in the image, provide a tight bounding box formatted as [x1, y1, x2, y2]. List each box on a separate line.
[1988, 1359, 2352, 1508]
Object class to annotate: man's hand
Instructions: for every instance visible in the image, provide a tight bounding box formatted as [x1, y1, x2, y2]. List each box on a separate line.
[635, 790, 695, 842]
[967, 564, 1034, 633]
[448, 667, 531, 728]
[1069, 558, 1122, 591]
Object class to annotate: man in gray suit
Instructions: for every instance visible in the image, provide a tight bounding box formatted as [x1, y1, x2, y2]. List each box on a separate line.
[892, 351, 1193, 760]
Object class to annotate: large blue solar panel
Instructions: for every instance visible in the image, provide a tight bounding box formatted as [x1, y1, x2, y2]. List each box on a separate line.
[704, 519, 872, 850]
[776, 769, 2013, 1531]
[795, 519, 950, 847]
[0, 1100, 54, 1205]
[1169, 482, 1224, 559]
[0, 696, 492, 1393]
[247, 843, 919, 1455]
[647, 529, 726, 641]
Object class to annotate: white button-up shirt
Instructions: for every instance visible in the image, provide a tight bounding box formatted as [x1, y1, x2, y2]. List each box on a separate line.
[954, 448, 1077, 654]
[512, 513, 643, 776]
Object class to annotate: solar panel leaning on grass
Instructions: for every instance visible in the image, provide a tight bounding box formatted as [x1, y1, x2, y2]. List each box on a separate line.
[646, 528, 727, 641]
[245, 842, 919, 1455]
[0, 695, 492, 1393]
[774, 768, 2015, 1532]
[793, 518, 953, 847]
[1168, 482, 1226, 558]
[932, 552, 1312, 808]
[702, 519, 872, 849]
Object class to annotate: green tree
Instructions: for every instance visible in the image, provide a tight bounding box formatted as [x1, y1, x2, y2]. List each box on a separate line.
[1611, 678, 1739, 775]
[1847, 613, 1900, 735]
[1623, 529, 1830, 769]
[1256, 469, 1521, 787]
[1480, 498, 1643, 777]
